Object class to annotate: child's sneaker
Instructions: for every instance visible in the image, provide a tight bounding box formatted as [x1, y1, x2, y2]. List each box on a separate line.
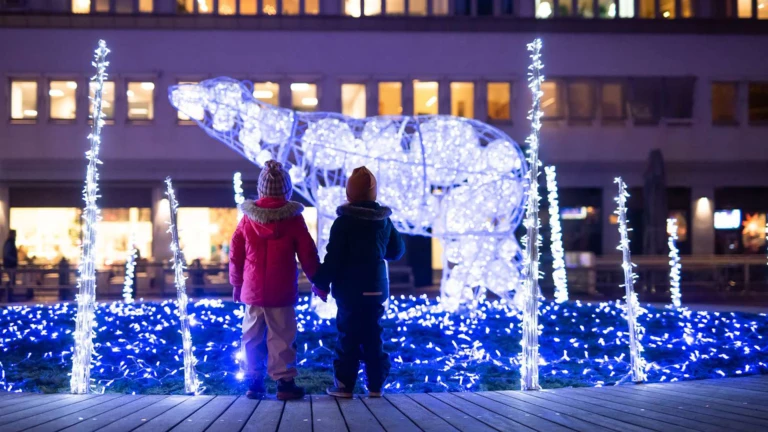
[326, 380, 353, 399]
[246, 377, 265, 400]
[277, 379, 305, 401]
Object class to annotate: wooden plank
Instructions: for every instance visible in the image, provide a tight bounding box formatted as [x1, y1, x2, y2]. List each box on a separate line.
[516, 390, 686, 432]
[206, 396, 260, 432]
[361, 396, 420, 432]
[0, 393, 71, 412]
[1, 394, 124, 432]
[456, 391, 614, 432]
[95, 395, 188, 432]
[0, 392, 41, 409]
[384, 394, 459, 432]
[496, 390, 650, 432]
[242, 399, 284, 432]
[596, 385, 768, 430]
[406, 393, 497, 432]
[429, 393, 536, 432]
[671, 381, 768, 405]
[133, 395, 213, 432]
[24, 395, 145, 432]
[170, 395, 236, 432]
[0, 392, 28, 400]
[687, 378, 768, 393]
[276, 398, 312, 432]
[311, 395, 348, 432]
[636, 383, 768, 417]
[0, 394, 98, 426]
[338, 397, 385, 432]
[58, 395, 168, 432]
[556, 387, 723, 432]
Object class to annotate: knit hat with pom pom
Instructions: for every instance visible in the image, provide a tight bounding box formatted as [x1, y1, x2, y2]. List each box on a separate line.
[258, 160, 292, 200]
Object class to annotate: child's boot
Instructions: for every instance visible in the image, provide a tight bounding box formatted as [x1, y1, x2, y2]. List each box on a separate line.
[246, 376, 265, 399]
[277, 379, 305, 400]
[326, 379, 354, 399]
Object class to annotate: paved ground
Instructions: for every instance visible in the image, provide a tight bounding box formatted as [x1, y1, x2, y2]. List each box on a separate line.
[1, 375, 767, 431]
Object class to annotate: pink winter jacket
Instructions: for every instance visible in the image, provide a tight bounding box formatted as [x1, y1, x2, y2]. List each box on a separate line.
[229, 197, 320, 307]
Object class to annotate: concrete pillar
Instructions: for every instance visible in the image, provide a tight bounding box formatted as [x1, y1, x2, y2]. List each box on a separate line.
[322, 0, 341, 15]
[438, 79, 451, 115]
[279, 78, 293, 110]
[151, 187, 173, 262]
[0, 185, 9, 249]
[691, 187, 715, 255]
[475, 79, 487, 122]
[403, 79, 414, 116]
[517, 0, 535, 17]
[366, 79, 379, 118]
[602, 183, 620, 256]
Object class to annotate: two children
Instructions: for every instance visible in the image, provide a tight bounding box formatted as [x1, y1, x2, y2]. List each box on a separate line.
[230, 161, 404, 400]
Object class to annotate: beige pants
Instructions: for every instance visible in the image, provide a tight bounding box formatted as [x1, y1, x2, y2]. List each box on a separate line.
[241, 305, 298, 381]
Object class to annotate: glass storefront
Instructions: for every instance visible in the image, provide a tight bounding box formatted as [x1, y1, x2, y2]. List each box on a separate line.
[177, 208, 238, 264]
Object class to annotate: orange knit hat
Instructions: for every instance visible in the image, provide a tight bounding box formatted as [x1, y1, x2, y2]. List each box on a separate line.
[346, 166, 377, 202]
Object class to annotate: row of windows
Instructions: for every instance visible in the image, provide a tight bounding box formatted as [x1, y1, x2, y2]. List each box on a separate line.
[10, 77, 768, 125]
[66, 0, 768, 18]
[7, 78, 512, 123]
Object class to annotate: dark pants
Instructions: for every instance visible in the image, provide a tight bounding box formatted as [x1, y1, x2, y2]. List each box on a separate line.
[334, 302, 390, 391]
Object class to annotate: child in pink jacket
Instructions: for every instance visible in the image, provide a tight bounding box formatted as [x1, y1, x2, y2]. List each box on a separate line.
[230, 160, 320, 400]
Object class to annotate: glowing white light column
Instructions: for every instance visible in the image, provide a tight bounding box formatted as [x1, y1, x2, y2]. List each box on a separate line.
[545, 165, 568, 304]
[520, 38, 544, 391]
[70, 40, 110, 395]
[234, 172, 244, 221]
[165, 177, 201, 394]
[123, 236, 137, 303]
[667, 217, 682, 309]
[614, 177, 647, 383]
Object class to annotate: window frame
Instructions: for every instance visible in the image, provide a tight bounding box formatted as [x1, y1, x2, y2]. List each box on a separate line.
[565, 79, 598, 124]
[251, 79, 282, 106]
[48, 78, 80, 124]
[377, 81, 404, 116]
[290, 81, 319, 112]
[540, 78, 566, 121]
[175, 79, 206, 125]
[126, 79, 157, 124]
[748, 81, 768, 126]
[449, 81, 475, 119]
[340, 82, 368, 119]
[88, 79, 116, 126]
[599, 79, 628, 124]
[9, 77, 40, 124]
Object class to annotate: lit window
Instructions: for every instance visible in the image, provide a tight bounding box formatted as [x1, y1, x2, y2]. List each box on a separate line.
[178, 0, 194, 13]
[11, 208, 83, 264]
[567, 81, 596, 121]
[127, 82, 155, 121]
[10, 80, 38, 120]
[450, 82, 474, 118]
[305, 0, 319, 14]
[140, 0, 153, 13]
[738, 0, 752, 17]
[89, 81, 115, 120]
[219, 0, 236, 14]
[617, 0, 634, 17]
[639, 0, 655, 18]
[597, 0, 614, 17]
[263, 0, 277, 14]
[711, 82, 738, 125]
[536, 0, 554, 18]
[177, 81, 205, 121]
[660, 0, 674, 18]
[291, 83, 317, 112]
[414, 81, 438, 116]
[72, 0, 110, 13]
[386, 0, 405, 14]
[540, 81, 563, 119]
[49, 81, 77, 121]
[748, 82, 768, 124]
[378, 82, 402, 115]
[681, 0, 693, 17]
[409, 0, 426, 15]
[283, 0, 299, 14]
[760, 0, 768, 19]
[600, 82, 625, 121]
[240, 0, 257, 14]
[198, 0, 213, 13]
[253, 82, 280, 106]
[342, 84, 366, 119]
[98, 208, 154, 265]
[345, 0, 381, 16]
[116, 0, 153, 12]
[577, 0, 594, 17]
[177, 208, 238, 264]
[487, 82, 510, 121]
[433, 0, 449, 15]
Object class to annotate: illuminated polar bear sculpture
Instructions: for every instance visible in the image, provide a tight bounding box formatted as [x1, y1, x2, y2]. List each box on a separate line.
[169, 78, 528, 316]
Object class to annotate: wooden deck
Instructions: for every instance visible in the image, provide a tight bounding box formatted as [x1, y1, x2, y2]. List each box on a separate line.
[2, 375, 768, 431]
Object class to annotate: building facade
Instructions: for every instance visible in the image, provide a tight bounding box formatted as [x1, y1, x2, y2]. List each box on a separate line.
[1, 0, 767, 270]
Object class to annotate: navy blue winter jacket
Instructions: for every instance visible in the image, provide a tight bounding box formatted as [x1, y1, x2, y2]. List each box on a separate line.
[313, 201, 406, 307]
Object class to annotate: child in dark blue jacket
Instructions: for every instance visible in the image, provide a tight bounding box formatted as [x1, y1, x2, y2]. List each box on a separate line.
[312, 166, 405, 398]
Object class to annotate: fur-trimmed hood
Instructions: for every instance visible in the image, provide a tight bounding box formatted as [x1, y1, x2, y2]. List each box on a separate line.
[240, 199, 304, 224]
[336, 203, 392, 221]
